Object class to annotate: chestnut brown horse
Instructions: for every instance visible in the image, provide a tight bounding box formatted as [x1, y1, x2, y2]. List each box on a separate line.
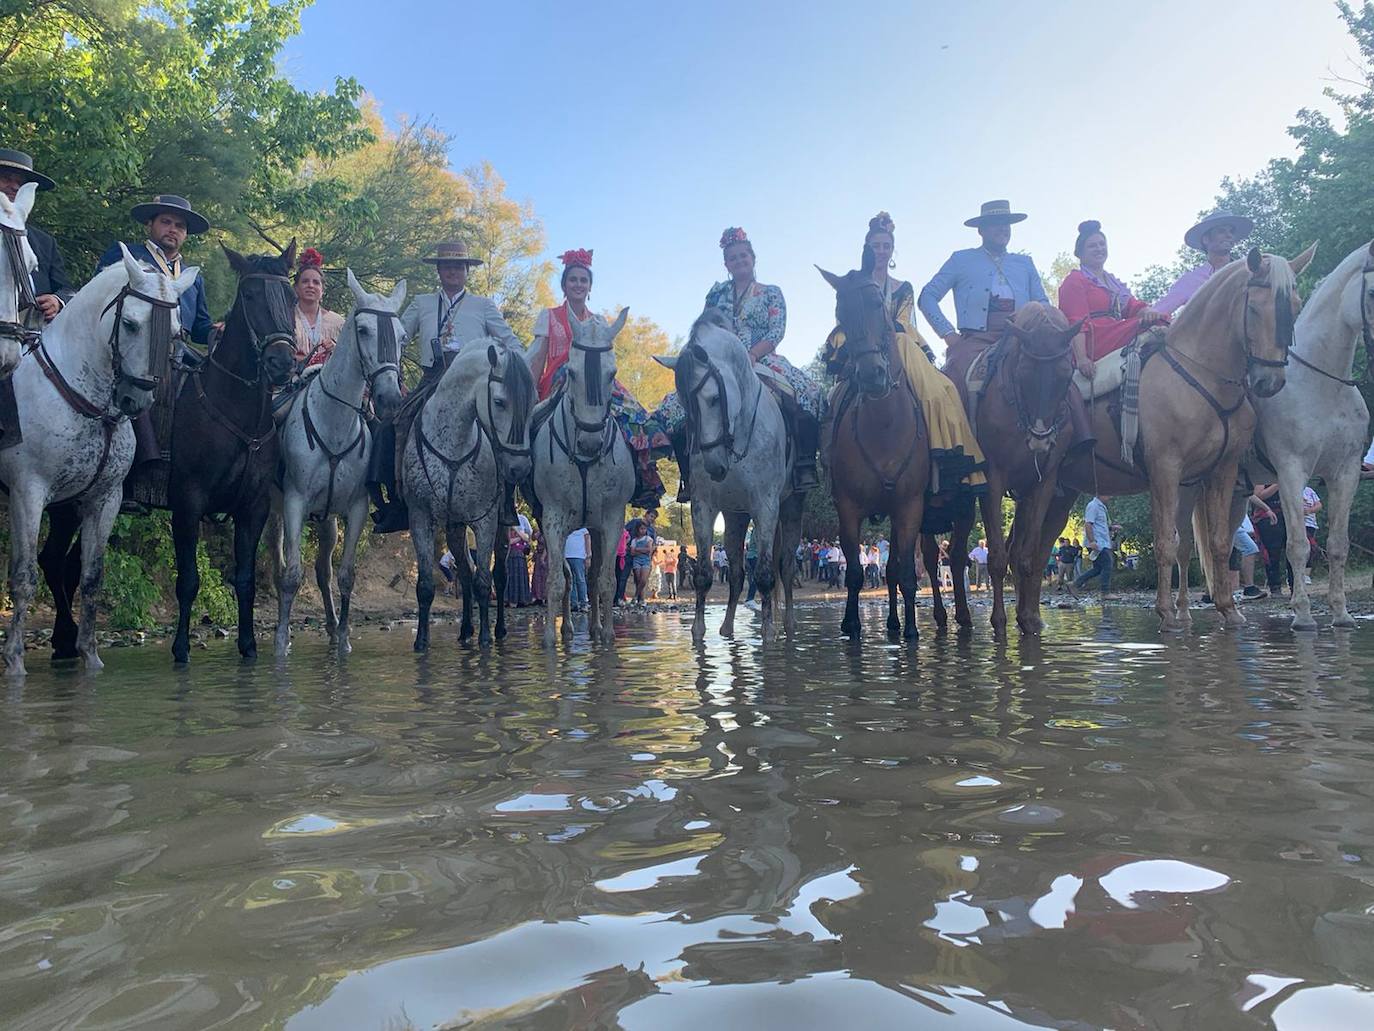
[820, 268, 931, 641]
[939, 302, 1084, 638]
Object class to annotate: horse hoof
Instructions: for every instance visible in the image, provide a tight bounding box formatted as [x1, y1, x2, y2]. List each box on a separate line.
[495, 624, 508, 641]
[1291, 617, 1318, 633]
[83, 653, 105, 672]
[903, 625, 918, 642]
[1333, 614, 1357, 629]
[5, 659, 27, 678]
[479, 634, 492, 647]
[413, 639, 429, 653]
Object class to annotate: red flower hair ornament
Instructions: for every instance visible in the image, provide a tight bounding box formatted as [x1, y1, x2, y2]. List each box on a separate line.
[559, 248, 593, 270]
[298, 247, 325, 271]
[719, 227, 749, 249]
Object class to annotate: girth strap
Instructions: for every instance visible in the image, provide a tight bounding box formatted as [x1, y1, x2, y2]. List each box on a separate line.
[1158, 345, 1247, 487]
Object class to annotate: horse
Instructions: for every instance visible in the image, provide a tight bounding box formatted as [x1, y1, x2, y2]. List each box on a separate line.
[169, 242, 298, 663]
[0, 181, 39, 378]
[656, 309, 801, 644]
[272, 270, 405, 655]
[0, 247, 199, 675]
[947, 302, 1084, 638]
[818, 268, 931, 642]
[530, 307, 633, 647]
[1055, 246, 1313, 632]
[401, 343, 534, 651]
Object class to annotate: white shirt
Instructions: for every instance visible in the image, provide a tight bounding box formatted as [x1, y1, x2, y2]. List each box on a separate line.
[969, 546, 989, 564]
[564, 529, 589, 560]
[1365, 439, 1374, 465]
[1303, 486, 1320, 530]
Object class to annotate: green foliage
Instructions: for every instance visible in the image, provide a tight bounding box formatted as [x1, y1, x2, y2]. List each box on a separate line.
[195, 542, 238, 625]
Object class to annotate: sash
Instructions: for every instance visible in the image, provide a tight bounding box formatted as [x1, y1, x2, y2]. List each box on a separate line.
[142, 240, 181, 278]
[539, 304, 574, 400]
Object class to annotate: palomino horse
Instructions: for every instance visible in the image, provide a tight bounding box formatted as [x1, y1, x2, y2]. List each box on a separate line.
[656, 309, 801, 644]
[1, 248, 198, 675]
[170, 243, 298, 663]
[1055, 247, 1312, 632]
[819, 268, 930, 641]
[273, 270, 405, 655]
[950, 302, 1084, 638]
[531, 307, 633, 647]
[0, 182, 38, 378]
[401, 344, 534, 650]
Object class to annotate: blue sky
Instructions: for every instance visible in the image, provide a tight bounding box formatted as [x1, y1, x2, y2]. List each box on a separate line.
[282, 0, 1354, 363]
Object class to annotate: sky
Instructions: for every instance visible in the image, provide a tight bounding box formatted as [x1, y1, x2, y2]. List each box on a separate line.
[280, 0, 1355, 364]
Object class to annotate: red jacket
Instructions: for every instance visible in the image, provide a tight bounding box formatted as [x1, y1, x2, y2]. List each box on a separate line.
[1058, 269, 1159, 362]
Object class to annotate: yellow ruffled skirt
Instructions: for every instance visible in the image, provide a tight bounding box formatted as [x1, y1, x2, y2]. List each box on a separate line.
[892, 330, 987, 491]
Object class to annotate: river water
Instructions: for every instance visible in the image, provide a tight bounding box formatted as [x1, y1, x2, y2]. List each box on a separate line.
[2, 602, 1373, 1030]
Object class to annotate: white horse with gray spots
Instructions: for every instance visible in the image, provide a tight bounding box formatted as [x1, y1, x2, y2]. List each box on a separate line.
[657, 309, 803, 644]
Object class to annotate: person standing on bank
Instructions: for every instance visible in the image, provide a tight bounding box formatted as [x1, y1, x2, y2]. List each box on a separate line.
[368, 239, 522, 533]
[918, 199, 1095, 455]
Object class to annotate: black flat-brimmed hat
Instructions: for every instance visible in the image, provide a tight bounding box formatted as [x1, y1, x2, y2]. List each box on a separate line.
[965, 199, 1028, 228]
[421, 239, 484, 266]
[0, 149, 55, 192]
[1183, 209, 1254, 252]
[130, 194, 210, 235]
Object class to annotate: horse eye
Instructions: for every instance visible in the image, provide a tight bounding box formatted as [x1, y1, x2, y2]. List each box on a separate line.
[122, 318, 138, 332]
[494, 396, 506, 408]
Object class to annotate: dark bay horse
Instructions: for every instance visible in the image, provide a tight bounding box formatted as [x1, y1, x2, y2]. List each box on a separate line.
[940, 303, 1083, 638]
[820, 268, 930, 641]
[170, 242, 297, 661]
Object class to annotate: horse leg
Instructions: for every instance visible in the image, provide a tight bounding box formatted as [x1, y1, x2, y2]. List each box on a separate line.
[885, 542, 901, 639]
[592, 523, 617, 645]
[948, 510, 974, 631]
[778, 493, 803, 638]
[921, 533, 946, 631]
[895, 502, 924, 642]
[410, 508, 436, 653]
[171, 499, 204, 664]
[981, 478, 1010, 639]
[754, 499, 780, 644]
[74, 493, 121, 671]
[1276, 462, 1317, 631]
[491, 524, 509, 642]
[541, 518, 567, 649]
[1174, 485, 1201, 628]
[690, 500, 714, 644]
[4, 490, 45, 676]
[720, 513, 749, 638]
[233, 502, 271, 659]
[454, 523, 474, 643]
[835, 497, 864, 640]
[38, 503, 81, 661]
[1148, 461, 1186, 632]
[1323, 465, 1358, 628]
[1018, 487, 1075, 634]
[315, 514, 338, 642]
[274, 493, 305, 656]
[473, 519, 496, 647]
[1200, 471, 1245, 628]
[335, 500, 367, 654]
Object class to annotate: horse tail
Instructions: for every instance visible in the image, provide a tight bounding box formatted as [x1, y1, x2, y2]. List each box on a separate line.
[1190, 499, 1219, 598]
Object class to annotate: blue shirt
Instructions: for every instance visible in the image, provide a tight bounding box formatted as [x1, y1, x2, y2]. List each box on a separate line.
[1084, 496, 1112, 551]
[96, 241, 212, 346]
[917, 247, 1048, 338]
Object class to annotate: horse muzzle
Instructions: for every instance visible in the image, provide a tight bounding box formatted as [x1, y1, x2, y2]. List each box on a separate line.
[1250, 367, 1286, 399]
[372, 377, 402, 422]
[262, 338, 296, 387]
[702, 449, 730, 481]
[499, 451, 533, 484]
[115, 377, 156, 417]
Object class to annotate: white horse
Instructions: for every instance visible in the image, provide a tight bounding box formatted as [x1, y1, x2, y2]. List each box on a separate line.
[656, 309, 802, 644]
[273, 270, 406, 655]
[530, 307, 633, 647]
[0, 182, 40, 378]
[401, 343, 535, 650]
[0, 247, 198, 675]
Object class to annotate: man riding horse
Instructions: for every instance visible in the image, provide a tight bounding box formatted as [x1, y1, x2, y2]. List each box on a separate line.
[368, 238, 523, 533]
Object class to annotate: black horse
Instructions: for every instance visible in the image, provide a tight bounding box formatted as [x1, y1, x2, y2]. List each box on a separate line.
[169, 243, 297, 662]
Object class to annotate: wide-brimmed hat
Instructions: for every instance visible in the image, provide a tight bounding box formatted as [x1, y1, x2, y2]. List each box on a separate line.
[965, 199, 1027, 228]
[130, 194, 210, 235]
[1184, 209, 1254, 252]
[421, 239, 484, 266]
[0, 149, 55, 192]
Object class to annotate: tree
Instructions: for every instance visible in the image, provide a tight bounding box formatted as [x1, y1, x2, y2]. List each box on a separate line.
[1040, 251, 1076, 305]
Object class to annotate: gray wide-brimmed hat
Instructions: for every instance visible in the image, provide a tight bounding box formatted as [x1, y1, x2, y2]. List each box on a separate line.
[421, 239, 484, 266]
[0, 149, 55, 192]
[130, 194, 210, 235]
[1184, 209, 1254, 252]
[965, 199, 1028, 228]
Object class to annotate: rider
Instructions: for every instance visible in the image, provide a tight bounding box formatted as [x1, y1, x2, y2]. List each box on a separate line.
[1057, 220, 1170, 378]
[658, 227, 822, 500]
[526, 248, 670, 509]
[918, 198, 1094, 455]
[96, 194, 213, 510]
[823, 211, 986, 500]
[0, 147, 74, 451]
[1148, 209, 1255, 316]
[368, 238, 522, 533]
[291, 247, 343, 371]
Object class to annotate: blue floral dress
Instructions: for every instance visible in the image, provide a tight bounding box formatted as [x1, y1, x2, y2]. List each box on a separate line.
[657, 281, 824, 432]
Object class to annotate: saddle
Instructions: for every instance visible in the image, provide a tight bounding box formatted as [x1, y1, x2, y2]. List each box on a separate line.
[961, 336, 1009, 433]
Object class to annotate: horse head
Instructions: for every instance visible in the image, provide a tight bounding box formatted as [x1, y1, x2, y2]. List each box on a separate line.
[566, 306, 626, 459]
[221, 239, 298, 387]
[0, 182, 39, 377]
[1004, 302, 1082, 455]
[656, 310, 750, 482]
[110, 243, 200, 417]
[818, 266, 893, 398]
[480, 343, 534, 484]
[345, 268, 406, 421]
[1358, 240, 1374, 363]
[1238, 244, 1315, 398]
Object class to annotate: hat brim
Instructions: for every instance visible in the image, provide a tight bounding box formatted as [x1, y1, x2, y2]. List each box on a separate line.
[422, 255, 484, 266]
[964, 212, 1028, 228]
[0, 163, 55, 192]
[1184, 215, 1254, 252]
[130, 203, 210, 235]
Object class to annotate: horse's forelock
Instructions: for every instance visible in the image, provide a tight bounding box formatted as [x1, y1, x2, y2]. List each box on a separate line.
[501, 346, 534, 444]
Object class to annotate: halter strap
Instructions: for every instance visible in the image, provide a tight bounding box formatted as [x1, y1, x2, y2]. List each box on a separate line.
[1, 224, 41, 349]
[351, 306, 402, 389]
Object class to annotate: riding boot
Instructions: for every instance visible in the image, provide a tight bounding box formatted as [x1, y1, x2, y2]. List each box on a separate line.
[791, 408, 820, 492]
[119, 471, 148, 516]
[1065, 384, 1097, 459]
[671, 429, 692, 504]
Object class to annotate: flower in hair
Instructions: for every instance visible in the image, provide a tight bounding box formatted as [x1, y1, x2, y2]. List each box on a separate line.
[559, 248, 594, 269]
[299, 247, 325, 270]
[868, 211, 895, 235]
[719, 227, 749, 249]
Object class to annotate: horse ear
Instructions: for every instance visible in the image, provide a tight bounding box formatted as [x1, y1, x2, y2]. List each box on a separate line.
[346, 267, 364, 300]
[1246, 247, 1263, 274]
[1063, 317, 1087, 342]
[280, 237, 298, 270]
[487, 343, 500, 369]
[653, 354, 679, 370]
[119, 242, 150, 288]
[221, 243, 251, 277]
[1288, 241, 1318, 276]
[816, 266, 844, 291]
[609, 307, 629, 338]
[13, 181, 36, 220]
[172, 264, 200, 297]
[389, 278, 407, 309]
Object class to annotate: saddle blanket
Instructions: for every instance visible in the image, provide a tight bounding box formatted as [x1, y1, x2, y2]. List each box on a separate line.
[1072, 347, 1129, 399]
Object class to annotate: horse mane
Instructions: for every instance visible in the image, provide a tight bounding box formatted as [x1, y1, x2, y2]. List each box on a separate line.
[500, 345, 535, 446]
[686, 307, 753, 395]
[1172, 253, 1296, 339]
[1302, 240, 1371, 321]
[224, 251, 296, 339]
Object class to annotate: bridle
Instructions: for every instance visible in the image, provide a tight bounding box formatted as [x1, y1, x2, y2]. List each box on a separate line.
[1286, 264, 1374, 388]
[0, 223, 39, 349]
[683, 348, 762, 465]
[206, 271, 295, 386]
[566, 331, 615, 454]
[316, 306, 402, 409]
[484, 357, 531, 461]
[100, 283, 178, 391]
[1005, 326, 1074, 447]
[1240, 271, 1292, 376]
[839, 279, 896, 399]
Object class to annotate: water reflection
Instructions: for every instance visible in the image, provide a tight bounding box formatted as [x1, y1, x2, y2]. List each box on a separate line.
[1, 603, 1373, 1028]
